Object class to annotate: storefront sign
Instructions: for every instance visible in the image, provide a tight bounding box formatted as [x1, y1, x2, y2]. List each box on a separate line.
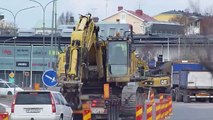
[16, 62, 29, 67]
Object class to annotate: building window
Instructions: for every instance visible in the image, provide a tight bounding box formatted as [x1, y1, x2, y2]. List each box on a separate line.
[109, 28, 116, 37]
[120, 13, 126, 23]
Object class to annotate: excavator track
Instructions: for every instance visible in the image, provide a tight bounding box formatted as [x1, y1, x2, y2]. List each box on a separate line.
[120, 84, 145, 120]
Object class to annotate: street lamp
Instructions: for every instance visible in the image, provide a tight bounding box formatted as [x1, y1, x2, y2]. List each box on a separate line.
[2, 37, 17, 80]
[3, 37, 17, 45]
[0, 6, 37, 36]
[0, 6, 36, 87]
[29, 0, 57, 74]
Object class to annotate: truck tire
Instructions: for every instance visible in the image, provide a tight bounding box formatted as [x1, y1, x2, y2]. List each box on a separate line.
[209, 99, 213, 103]
[171, 90, 176, 101]
[176, 92, 182, 102]
[7, 91, 12, 95]
[183, 92, 190, 103]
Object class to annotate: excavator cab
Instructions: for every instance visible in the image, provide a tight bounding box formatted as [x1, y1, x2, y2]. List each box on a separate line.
[106, 29, 137, 83]
[108, 41, 128, 76]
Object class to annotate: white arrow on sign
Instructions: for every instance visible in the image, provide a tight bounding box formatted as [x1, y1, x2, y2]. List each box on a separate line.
[45, 75, 56, 82]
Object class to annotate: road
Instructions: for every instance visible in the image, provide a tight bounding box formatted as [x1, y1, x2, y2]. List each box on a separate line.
[1, 95, 213, 120]
[0, 96, 13, 106]
[171, 102, 213, 120]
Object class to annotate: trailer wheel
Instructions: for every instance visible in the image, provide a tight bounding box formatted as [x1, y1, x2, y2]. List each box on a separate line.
[183, 92, 190, 103]
[209, 99, 213, 103]
[176, 93, 182, 102]
[171, 90, 176, 101]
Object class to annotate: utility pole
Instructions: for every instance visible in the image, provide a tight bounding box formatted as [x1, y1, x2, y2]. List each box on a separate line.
[30, 0, 56, 73]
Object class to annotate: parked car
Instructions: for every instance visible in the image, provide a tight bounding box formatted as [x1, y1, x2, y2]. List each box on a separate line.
[0, 104, 9, 120]
[0, 79, 8, 82]
[0, 81, 24, 95]
[10, 90, 73, 120]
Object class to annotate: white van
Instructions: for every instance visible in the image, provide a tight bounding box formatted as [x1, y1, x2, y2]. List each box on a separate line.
[0, 81, 23, 95]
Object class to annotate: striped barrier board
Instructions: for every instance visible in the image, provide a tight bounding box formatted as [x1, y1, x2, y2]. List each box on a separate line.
[150, 91, 155, 104]
[165, 99, 169, 117]
[155, 102, 161, 120]
[160, 101, 165, 120]
[159, 94, 164, 103]
[167, 96, 173, 115]
[83, 109, 91, 120]
[146, 103, 153, 120]
[0, 112, 9, 120]
[136, 105, 143, 120]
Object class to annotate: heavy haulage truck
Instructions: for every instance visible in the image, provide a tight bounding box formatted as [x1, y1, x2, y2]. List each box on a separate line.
[175, 71, 213, 103]
[171, 62, 213, 102]
[59, 14, 148, 120]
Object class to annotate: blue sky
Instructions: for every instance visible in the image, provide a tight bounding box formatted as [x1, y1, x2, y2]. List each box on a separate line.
[0, 0, 213, 29]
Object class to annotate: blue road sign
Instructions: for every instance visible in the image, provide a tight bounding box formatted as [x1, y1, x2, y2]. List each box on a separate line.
[42, 70, 57, 87]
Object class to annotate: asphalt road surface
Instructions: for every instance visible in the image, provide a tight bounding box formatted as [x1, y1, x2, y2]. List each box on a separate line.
[0, 95, 13, 106]
[1, 95, 213, 120]
[171, 102, 213, 120]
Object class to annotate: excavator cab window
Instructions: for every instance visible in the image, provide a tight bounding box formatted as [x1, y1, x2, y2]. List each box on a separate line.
[108, 41, 128, 75]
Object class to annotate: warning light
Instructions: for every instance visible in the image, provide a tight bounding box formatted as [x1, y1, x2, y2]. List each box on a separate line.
[104, 84, 109, 99]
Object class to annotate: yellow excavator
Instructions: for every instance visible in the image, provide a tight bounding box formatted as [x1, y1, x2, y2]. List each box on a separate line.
[135, 57, 171, 94]
[58, 14, 147, 119]
[56, 51, 66, 84]
[137, 61, 171, 94]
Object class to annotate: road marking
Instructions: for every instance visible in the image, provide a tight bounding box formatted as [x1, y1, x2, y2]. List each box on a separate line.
[189, 106, 213, 109]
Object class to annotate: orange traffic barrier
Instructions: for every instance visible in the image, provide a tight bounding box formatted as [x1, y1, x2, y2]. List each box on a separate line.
[150, 91, 154, 104]
[165, 99, 169, 118]
[155, 102, 161, 120]
[159, 94, 164, 103]
[146, 103, 153, 120]
[34, 83, 40, 90]
[167, 96, 173, 115]
[83, 109, 91, 120]
[136, 105, 143, 120]
[160, 101, 165, 120]
[0, 112, 9, 120]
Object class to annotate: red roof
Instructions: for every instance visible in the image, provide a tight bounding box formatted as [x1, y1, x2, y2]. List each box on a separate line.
[126, 10, 157, 21]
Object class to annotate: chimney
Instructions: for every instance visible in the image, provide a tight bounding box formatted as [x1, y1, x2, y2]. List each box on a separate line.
[135, 9, 143, 16]
[118, 6, 123, 11]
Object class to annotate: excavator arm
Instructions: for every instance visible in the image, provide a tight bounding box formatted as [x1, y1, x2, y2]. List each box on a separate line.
[62, 14, 105, 110]
[66, 14, 97, 81]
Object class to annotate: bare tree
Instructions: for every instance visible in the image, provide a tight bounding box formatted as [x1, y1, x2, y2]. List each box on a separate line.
[58, 11, 74, 25]
[0, 20, 14, 35]
[169, 15, 192, 32]
[188, 0, 201, 14]
[137, 44, 156, 63]
[187, 0, 213, 74]
[204, 6, 213, 16]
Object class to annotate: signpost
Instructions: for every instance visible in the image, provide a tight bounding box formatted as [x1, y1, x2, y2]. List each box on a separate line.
[9, 72, 15, 83]
[42, 69, 57, 87]
[9, 71, 15, 94]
